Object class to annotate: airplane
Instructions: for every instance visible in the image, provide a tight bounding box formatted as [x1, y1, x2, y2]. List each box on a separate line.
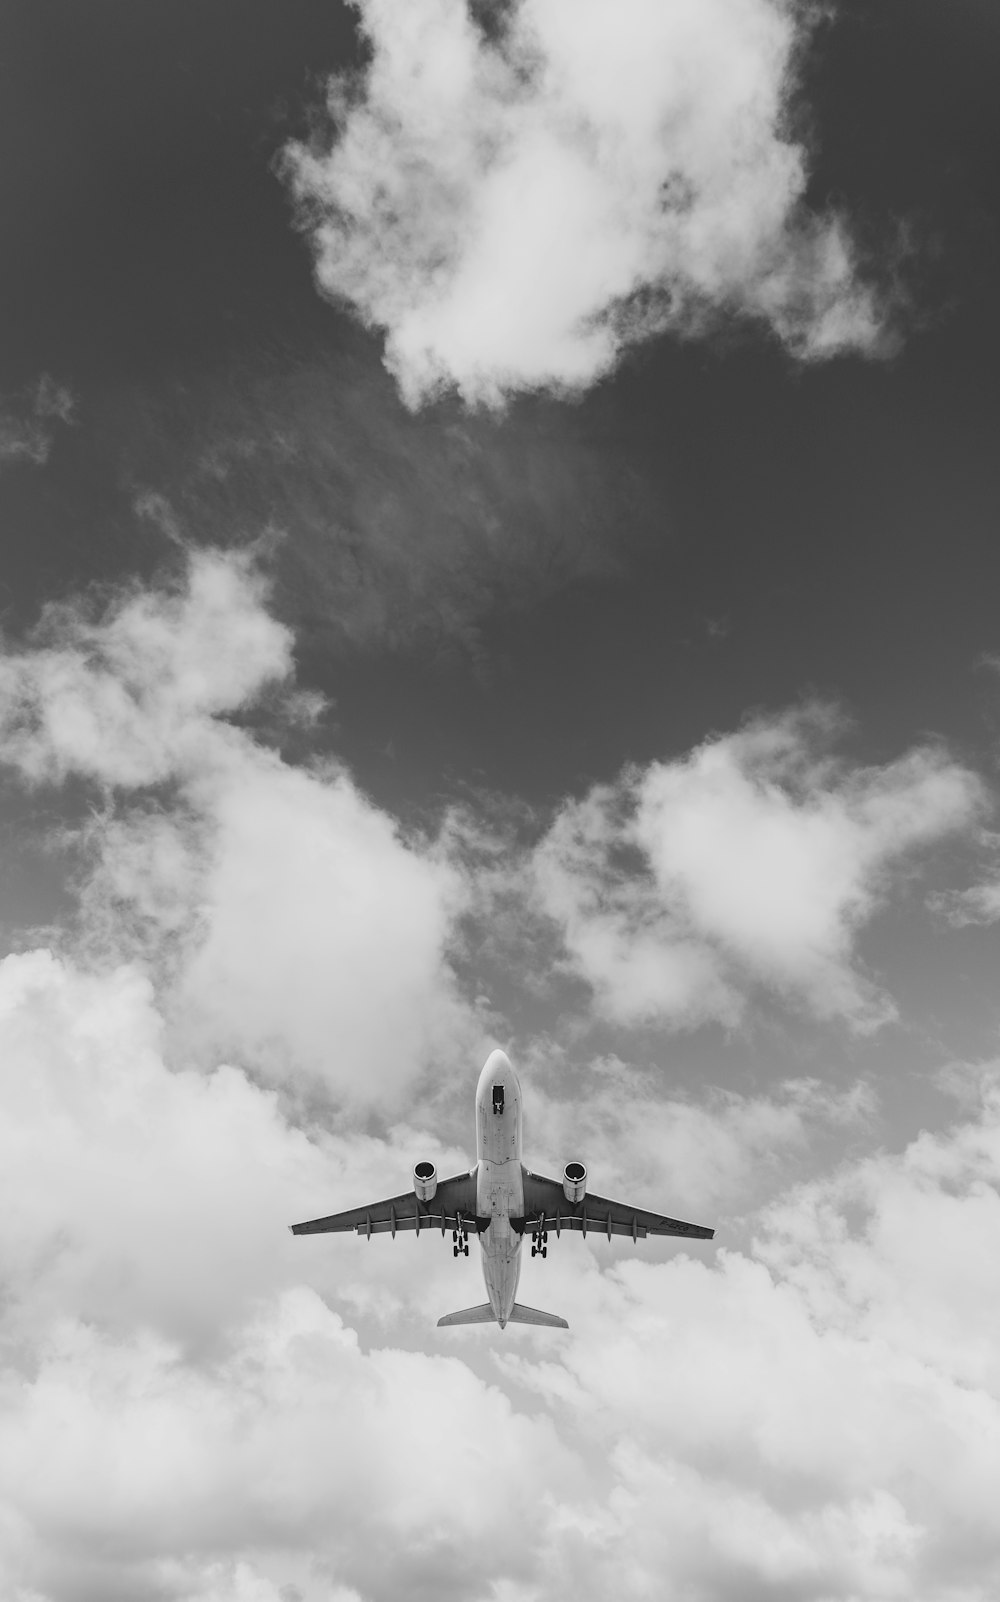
[290, 1048, 715, 1329]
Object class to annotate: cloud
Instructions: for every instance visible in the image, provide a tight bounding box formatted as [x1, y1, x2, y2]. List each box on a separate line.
[0, 375, 75, 469]
[0, 945, 569, 1598]
[109, 344, 647, 656]
[0, 946, 485, 1352]
[0, 950, 322, 1352]
[2, 937, 1000, 1599]
[524, 1058, 875, 1217]
[756, 1086, 1000, 1391]
[0, 1291, 572, 1602]
[0, 553, 980, 1089]
[534, 706, 983, 1029]
[1, 533, 998, 1598]
[0, 548, 472, 1103]
[0, 547, 291, 789]
[929, 832, 1000, 927]
[494, 1073, 1000, 1600]
[281, 0, 890, 407]
[931, 879, 1000, 927]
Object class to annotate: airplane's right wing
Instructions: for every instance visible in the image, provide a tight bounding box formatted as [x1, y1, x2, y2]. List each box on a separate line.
[520, 1171, 714, 1242]
[290, 1171, 486, 1239]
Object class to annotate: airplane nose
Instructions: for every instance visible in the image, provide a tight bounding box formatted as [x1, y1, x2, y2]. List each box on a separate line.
[478, 1047, 519, 1106]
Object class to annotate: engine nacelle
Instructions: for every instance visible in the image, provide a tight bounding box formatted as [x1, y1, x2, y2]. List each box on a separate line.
[413, 1161, 438, 1203]
[562, 1161, 587, 1205]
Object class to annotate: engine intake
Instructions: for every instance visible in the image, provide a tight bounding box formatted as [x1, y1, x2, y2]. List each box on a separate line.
[413, 1161, 438, 1203]
[562, 1161, 587, 1205]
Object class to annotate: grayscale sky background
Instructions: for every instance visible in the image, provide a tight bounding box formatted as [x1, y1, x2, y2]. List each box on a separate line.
[1, 3, 999, 1600]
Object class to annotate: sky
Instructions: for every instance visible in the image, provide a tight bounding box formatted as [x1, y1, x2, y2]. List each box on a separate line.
[0, 1, 999, 1598]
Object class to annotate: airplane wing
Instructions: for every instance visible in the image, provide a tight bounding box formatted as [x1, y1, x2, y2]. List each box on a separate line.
[290, 1171, 488, 1239]
[519, 1170, 714, 1242]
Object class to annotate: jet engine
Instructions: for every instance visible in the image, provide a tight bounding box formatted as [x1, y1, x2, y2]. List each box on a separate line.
[562, 1162, 587, 1204]
[413, 1161, 438, 1203]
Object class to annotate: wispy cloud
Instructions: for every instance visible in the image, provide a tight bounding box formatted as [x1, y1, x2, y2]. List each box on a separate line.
[928, 829, 1000, 927]
[525, 1061, 876, 1216]
[281, 0, 892, 407]
[930, 878, 1000, 927]
[0, 374, 75, 469]
[110, 347, 643, 655]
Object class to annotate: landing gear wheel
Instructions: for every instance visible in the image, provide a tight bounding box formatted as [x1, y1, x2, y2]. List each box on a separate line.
[463, 1243, 469, 1256]
[452, 1244, 459, 1257]
[531, 1245, 536, 1257]
[541, 1246, 547, 1258]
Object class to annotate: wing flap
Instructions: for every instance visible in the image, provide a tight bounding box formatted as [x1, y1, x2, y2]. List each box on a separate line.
[355, 1212, 491, 1236]
[517, 1213, 650, 1240]
[520, 1171, 714, 1242]
[290, 1172, 481, 1237]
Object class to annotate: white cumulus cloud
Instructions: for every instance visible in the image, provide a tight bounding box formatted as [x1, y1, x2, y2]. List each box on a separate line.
[534, 706, 983, 1029]
[3, 937, 999, 1601]
[0, 946, 568, 1598]
[282, 0, 890, 407]
[0, 548, 290, 788]
[497, 1074, 1000, 1600]
[0, 549, 472, 1103]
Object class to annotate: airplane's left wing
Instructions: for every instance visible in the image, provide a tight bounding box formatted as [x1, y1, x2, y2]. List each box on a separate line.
[520, 1171, 714, 1242]
[290, 1171, 487, 1239]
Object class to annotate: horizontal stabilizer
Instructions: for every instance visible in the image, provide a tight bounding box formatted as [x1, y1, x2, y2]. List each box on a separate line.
[437, 1303, 497, 1327]
[509, 1302, 569, 1329]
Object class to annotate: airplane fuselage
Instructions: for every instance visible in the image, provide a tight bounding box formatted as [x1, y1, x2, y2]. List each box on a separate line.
[474, 1048, 524, 1328]
[290, 1048, 714, 1330]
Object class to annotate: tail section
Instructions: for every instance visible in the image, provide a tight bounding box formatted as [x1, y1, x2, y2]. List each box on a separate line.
[437, 1303, 497, 1327]
[509, 1302, 569, 1329]
[437, 1301, 569, 1329]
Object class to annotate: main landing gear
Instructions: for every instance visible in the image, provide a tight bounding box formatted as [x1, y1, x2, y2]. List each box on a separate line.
[531, 1229, 548, 1259]
[452, 1229, 469, 1258]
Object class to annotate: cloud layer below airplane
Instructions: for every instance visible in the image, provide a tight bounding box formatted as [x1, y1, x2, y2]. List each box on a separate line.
[0, 948, 998, 1600]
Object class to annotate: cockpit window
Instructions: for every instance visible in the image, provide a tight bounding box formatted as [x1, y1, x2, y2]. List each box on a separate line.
[492, 1084, 505, 1115]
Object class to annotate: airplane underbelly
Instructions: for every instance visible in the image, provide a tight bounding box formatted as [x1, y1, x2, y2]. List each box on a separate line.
[482, 1226, 521, 1324]
[475, 1051, 525, 1326]
[477, 1157, 524, 1325]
